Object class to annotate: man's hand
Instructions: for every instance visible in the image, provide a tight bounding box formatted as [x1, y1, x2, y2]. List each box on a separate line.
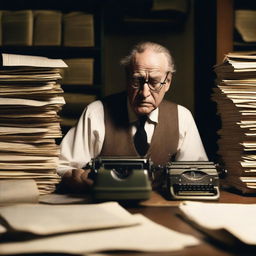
[58, 168, 94, 193]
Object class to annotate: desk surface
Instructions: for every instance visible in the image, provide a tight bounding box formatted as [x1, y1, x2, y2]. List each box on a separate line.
[96, 190, 256, 256]
[38, 189, 256, 256]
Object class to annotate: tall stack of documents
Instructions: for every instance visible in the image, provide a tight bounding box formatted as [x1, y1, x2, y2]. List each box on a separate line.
[212, 52, 256, 193]
[0, 53, 67, 194]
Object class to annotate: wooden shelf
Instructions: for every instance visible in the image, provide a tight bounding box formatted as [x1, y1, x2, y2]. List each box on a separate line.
[216, 0, 234, 64]
[0, 1, 105, 137]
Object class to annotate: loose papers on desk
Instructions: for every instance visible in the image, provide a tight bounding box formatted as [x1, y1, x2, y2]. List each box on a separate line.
[0, 53, 67, 194]
[0, 202, 138, 235]
[0, 201, 199, 254]
[0, 179, 39, 205]
[179, 201, 256, 247]
[212, 52, 256, 193]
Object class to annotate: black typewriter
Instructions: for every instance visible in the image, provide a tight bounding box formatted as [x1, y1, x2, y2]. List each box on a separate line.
[165, 161, 220, 200]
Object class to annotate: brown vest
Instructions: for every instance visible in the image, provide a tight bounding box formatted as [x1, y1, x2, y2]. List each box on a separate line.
[100, 92, 179, 166]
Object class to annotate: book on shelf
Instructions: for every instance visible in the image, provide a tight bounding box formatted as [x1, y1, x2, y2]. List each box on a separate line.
[61, 117, 78, 128]
[212, 51, 256, 194]
[152, 0, 189, 13]
[0, 11, 2, 46]
[63, 12, 94, 47]
[33, 10, 62, 46]
[2, 10, 33, 46]
[235, 10, 256, 43]
[0, 53, 67, 195]
[61, 58, 94, 85]
[0, 10, 96, 47]
[62, 93, 96, 116]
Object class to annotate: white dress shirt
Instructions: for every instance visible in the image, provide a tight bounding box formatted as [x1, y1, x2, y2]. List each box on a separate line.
[58, 99, 208, 176]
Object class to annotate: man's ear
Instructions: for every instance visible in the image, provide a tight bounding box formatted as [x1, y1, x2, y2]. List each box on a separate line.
[164, 75, 172, 92]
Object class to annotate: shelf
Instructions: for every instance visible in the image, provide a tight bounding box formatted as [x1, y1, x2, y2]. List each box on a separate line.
[0, 1, 104, 138]
[61, 84, 101, 95]
[234, 41, 256, 51]
[0, 46, 102, 58]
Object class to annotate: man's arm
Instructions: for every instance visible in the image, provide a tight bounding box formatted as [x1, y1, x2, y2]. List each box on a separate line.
[57, 100, 105, 192]
[58, 169, 94, 193]
[176, 105, 208, 161]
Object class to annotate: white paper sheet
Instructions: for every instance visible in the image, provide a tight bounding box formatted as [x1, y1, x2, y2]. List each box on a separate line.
[0, 202, 138, 235]
[2, 53, 67, 68]
[0, 179, 39, 205]
[0, 214, 199, 255]
[179, 201, 256, 245]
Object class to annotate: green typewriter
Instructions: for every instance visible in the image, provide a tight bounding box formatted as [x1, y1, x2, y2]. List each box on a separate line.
[88, 156, 152, 201]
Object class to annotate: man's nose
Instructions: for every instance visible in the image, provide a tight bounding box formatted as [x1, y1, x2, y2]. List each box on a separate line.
[139, 82, 151, 97]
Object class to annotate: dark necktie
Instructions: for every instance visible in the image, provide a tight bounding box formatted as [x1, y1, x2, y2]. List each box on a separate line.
[134, 115, 149, 156]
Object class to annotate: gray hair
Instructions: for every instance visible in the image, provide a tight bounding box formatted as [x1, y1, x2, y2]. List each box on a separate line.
[120, 41, 176, 74]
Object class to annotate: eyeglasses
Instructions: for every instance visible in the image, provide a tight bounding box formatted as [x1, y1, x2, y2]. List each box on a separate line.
[131, 71, 170, 92]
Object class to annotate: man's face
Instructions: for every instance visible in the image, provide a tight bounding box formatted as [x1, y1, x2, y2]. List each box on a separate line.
[127, 49, 171, 116]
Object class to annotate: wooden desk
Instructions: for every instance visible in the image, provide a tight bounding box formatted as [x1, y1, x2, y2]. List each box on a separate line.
[38, 189, 256, 256]
[103, 190, 256, 256]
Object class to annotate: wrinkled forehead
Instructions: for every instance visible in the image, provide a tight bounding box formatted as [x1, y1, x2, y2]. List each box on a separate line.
[131, 51, 169, 76]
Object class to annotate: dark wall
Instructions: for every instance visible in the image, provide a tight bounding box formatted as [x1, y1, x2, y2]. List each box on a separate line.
[194, 0, 219, 161]
[103, 0, 196, 114]
[0, 0, 220, 161]
[102, 0, 220, 161]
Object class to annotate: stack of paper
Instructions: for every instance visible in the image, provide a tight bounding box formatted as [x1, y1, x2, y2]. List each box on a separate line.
[0, 53, 67, 194]
[212, 52, 256, 193]
[179, 201, 256, 247]
[0, 179, 39, 205]
[0, 202, 199, 254]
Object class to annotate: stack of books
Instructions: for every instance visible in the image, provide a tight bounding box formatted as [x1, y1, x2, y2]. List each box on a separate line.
[212, 52, 256, 193]
[0, 10, 94, 47]
[0, 53, 67, 194]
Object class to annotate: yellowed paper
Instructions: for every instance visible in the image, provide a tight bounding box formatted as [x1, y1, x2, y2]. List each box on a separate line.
[0, 213, 199, 254]
[0, 179, 39, 205]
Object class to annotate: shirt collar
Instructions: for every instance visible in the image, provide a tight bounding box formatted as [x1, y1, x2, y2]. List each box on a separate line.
[127, 97, 159, 124]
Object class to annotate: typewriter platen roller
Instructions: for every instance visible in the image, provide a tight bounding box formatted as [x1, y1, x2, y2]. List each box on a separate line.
[166, 161, 220, 200]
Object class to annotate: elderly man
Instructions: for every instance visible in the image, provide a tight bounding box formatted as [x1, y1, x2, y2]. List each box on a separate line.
[58, 41, 208, 192]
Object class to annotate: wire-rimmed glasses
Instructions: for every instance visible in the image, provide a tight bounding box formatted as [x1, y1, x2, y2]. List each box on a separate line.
[131, 71, 170, 92]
